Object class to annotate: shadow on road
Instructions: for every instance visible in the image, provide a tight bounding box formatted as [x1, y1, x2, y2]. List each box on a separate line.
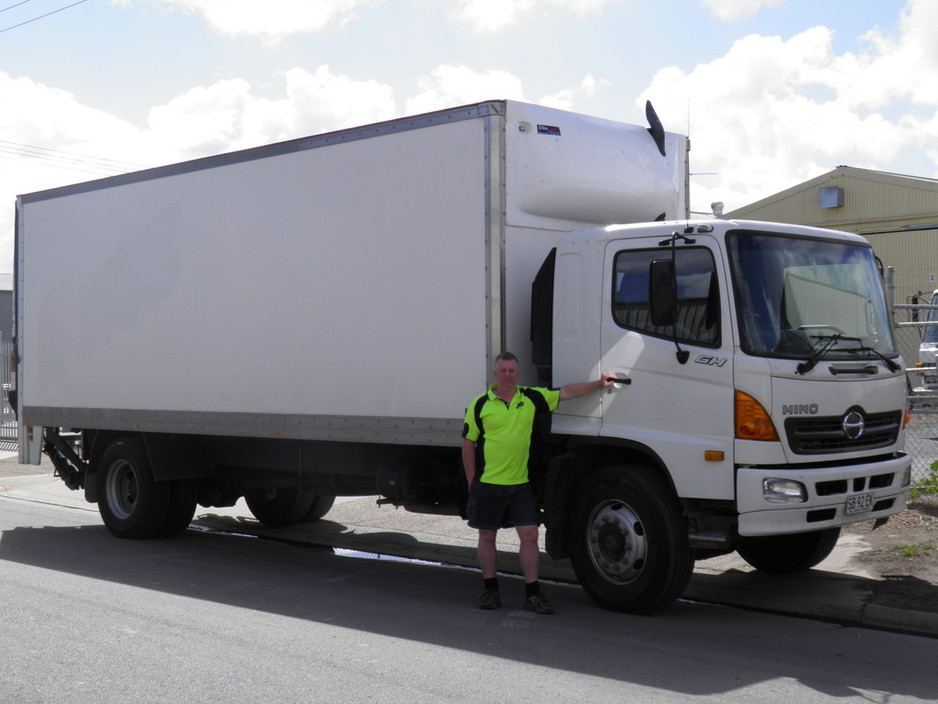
[2, 516, 936, 700]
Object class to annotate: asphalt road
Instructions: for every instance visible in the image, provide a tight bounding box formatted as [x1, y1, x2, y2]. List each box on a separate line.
[2, 492, 937, 703]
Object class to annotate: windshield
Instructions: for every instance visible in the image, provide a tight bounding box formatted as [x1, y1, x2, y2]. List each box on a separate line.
[923, 293, 938, 343]
[728, 231, 896, 360]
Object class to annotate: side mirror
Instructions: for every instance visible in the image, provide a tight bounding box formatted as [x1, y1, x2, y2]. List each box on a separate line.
[649, 258, 676, 327]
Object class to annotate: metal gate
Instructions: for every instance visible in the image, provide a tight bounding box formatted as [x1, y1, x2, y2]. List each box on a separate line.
[0, 341, 16, 450]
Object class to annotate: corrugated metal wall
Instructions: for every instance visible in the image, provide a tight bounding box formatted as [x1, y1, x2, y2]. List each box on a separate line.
[728, 168, 938, 229]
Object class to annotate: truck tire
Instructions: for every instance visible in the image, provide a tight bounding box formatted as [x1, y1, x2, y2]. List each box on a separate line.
[159, 479, 199, 537]
[304, 494, 336, 522]
[736, 527, 841, 573]
[96, 438, 171, 539]
[569, 466, 693, 614]
[245, 487, 317, 527]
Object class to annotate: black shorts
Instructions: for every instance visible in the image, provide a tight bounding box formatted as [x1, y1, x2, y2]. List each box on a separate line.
[467, 481, 539, 531]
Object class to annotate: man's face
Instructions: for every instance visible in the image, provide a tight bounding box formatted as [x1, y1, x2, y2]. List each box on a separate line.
[493, 359, 520, 388]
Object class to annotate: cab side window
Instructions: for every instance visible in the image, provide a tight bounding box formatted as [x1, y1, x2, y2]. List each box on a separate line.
[613, 247, 720, 347]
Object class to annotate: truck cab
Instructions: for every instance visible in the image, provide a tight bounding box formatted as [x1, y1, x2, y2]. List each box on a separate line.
[532, 218, 910, 611]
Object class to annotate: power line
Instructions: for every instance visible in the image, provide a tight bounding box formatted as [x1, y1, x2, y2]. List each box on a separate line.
[0, 1, 35, 15]
[0, 139, 148, 176]
[0, 0, 89, 35]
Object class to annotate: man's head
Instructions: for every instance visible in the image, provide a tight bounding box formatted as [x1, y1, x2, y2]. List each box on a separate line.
[493, 351, 520, 389]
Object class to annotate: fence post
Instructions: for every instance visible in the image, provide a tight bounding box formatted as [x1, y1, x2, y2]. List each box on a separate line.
[886, 266, 895, 326]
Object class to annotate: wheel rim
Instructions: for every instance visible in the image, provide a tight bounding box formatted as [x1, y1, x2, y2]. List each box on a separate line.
[586, 499, 647, 584]
[104, 459, 138, 520]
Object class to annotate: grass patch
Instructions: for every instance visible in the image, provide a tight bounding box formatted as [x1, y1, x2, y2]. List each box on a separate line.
[910, 460, 938, 499]
[895, 542, 934, 557]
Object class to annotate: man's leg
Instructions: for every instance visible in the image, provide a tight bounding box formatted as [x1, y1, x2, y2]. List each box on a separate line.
[477, 528, 502, 609]
[478, 528, 498, 578]
[516, 524, 540, 582]
[517, 524, 553, 614]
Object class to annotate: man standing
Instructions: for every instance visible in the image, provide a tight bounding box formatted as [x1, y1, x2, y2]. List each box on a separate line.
[461, 351, 614, 613]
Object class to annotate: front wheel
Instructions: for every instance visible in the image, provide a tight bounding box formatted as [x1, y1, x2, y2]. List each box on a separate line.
[569, 466, 693, 614]
[96, 438, 171, 539]
[736, 528, 841, 573]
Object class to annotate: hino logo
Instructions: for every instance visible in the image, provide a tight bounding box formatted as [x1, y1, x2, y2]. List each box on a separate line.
[842, 410, 866, 440]
[782, 404, 819, 415]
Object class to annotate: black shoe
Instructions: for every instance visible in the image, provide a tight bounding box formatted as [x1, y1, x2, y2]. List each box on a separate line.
[478, 588, 501, 610]
[523, 592, 554, 614]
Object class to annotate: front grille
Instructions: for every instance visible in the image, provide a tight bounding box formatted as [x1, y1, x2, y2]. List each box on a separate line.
[785, 410, 902, 455]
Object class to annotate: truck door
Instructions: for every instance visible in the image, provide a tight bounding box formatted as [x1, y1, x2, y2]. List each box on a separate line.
[600, 235, 736, 500]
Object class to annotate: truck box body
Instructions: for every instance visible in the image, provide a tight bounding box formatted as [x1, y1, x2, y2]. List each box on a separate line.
[16, 100, 687, 452]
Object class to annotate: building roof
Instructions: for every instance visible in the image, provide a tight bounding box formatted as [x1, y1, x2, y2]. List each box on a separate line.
[725, 166, 938, 235]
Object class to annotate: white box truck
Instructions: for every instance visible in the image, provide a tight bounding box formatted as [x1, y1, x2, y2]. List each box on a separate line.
[13, 100, 911, 613]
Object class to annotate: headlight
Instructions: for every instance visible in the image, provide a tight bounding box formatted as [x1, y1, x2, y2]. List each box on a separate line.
[763, 478, 807, 503]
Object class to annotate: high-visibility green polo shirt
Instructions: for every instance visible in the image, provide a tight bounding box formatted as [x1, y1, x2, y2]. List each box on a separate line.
[462, 385, 560, 486]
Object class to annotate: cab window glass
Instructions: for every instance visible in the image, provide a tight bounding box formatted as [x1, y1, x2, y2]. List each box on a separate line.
[613, 247, 720, 347]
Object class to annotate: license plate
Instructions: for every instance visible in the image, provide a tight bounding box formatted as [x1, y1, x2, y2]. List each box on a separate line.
[846, 493, 874, 515]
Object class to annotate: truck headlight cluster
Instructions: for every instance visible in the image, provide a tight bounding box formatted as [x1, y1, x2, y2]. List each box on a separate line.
[763, 478, 807, 504]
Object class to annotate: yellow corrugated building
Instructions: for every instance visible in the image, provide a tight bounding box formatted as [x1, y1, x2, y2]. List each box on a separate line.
[726, 165, 938, 306]
[725, 166, 938, 367]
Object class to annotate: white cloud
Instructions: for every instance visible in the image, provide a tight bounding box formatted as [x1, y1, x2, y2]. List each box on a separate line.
[147, 79, 258, 153]
[540, 74, 611, 110]
[581, 74, 611, 98]
[124, 0, 381, 41]
[405, 65, 610, 116]
[699, 0, 787, 22]
[280, 66, 396, 133]
[641, 9, 938, 214]
[449, 0, 536, 31]
[146, 67, 395, 155]
[405, 65, 526, 114]
[855, 0, 938, 109]
[450, 0, 612, 32]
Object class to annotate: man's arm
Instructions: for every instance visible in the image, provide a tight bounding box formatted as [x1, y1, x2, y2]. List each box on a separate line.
[462, 438, 476, 485]
[559, 374, 616, 401]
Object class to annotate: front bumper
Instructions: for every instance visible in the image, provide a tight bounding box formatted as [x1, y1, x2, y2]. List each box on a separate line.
[736, 453, 911, 537]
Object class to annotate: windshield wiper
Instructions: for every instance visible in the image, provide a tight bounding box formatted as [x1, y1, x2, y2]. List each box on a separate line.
[841, 341, 902, 372]
[797, 334, 845, 375]
[796, 334, 901, 375]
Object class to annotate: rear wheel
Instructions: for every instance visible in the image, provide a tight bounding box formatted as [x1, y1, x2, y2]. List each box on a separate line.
[160, 479, 198, 537]
[304, 494, 336, 522]
[96, 438, 170, 539]
[245, 487, 334, 526]
[736, 527, 841, 573]
[569, 466, 693, 614]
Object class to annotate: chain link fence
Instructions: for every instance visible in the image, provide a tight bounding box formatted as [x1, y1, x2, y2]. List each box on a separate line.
[893, 297, 938, 488]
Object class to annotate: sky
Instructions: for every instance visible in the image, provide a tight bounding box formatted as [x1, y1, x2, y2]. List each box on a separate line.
[0, 0, 935, 274]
